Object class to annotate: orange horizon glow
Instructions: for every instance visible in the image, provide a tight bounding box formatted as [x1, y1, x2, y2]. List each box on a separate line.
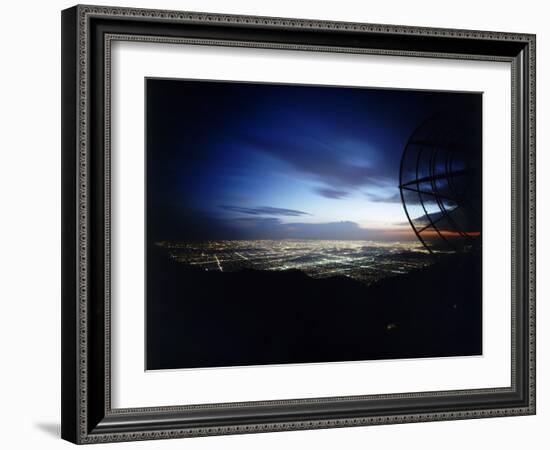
[378, 228, 481, 240]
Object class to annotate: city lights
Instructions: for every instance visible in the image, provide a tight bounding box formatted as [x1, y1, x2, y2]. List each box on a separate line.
[156, 240, 432, 286]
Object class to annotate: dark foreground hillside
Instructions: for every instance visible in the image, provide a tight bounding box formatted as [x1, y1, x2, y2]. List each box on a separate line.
[146, 247, 482, 370]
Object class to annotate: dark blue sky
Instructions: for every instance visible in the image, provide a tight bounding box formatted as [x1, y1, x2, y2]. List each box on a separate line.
[146, 79, 480, 241]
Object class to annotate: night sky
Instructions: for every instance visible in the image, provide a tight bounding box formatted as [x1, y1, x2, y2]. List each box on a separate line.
[146, 78, 480, 242]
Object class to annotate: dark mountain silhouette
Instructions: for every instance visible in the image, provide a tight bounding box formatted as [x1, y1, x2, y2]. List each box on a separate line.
[146, 247, 481, 370]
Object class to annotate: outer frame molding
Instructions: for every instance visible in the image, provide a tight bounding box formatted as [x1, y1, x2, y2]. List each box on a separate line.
[61, 4, 536, 444]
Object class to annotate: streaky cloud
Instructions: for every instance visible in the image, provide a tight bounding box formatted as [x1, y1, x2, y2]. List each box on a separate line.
[366, 191, 402, 203]
[245, 134, 393, 189]
[315, 188, 349, 199]
[220, 205, 310, 217]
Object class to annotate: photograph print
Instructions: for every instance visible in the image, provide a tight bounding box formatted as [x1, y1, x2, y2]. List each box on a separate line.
[146, 78, 482, 371]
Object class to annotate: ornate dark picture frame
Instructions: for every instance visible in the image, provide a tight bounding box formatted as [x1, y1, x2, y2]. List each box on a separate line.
[61, 4, 536, 444]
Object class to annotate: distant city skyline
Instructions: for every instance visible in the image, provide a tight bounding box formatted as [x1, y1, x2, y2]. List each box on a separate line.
[146, 79, 481, 242]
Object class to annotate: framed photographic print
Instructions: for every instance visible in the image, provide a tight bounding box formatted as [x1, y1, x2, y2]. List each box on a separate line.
[61, 5, 536, 444]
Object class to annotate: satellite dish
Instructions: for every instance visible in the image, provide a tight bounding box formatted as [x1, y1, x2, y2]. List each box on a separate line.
[398, 109, 482, 254]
